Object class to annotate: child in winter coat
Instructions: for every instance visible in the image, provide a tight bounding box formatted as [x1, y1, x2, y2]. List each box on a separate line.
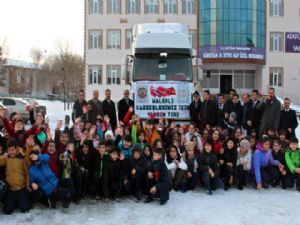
[199, 138, 223, 195]
[29, 146, 72, 209]
[236, 139, 252, 190]
[125, 144, 147, 201]
[183, 142, 198, 191]
[165, 145, 187, 191]
[252, 137, 284, 190]
[271, 140, 287, 187]
[93, 140, 109, 199]
[76, 140, 94, 197]
[144, 120, 160, 146]
[102, 147, 125, 202]
[223, 137, 238, 190]
[145, 148, 169, 205]
[0, 139, 30, 214]
[284, 137, 300, 191]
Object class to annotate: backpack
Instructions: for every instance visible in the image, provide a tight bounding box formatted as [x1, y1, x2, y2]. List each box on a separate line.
[0, 179, 7, 200]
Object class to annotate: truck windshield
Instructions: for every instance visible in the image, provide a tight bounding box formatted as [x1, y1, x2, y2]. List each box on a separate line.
[133, 54, 193, 81]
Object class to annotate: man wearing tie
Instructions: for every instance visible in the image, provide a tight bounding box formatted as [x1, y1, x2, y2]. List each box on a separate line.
[279, 98, 298, 139]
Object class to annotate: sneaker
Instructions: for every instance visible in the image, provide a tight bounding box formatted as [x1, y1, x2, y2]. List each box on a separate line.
[95, 195, 101, 201]
[207, 190, 213, 195]
[47, 198, 56, 209]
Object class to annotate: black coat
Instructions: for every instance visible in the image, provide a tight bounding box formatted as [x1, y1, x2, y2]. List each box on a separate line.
[102, 158, 125, 197]
[72, 99, 87, 122]
[102, 99, 117, 131]
[252, 100, 262, 132]
[149, 159, 169, 204]
[189, 100, 202, 126]
[201, 100, 218, 127]
[118, 98, 134, 122]
[227, 102, 243, 126]
[198, 151, 219, 177]
[87, 99, 104, 125]
[93, 152, 109, 179]
[279, 109, 298, 137]
[242, 100, 254, 131]
[127, 157, 147, 179]
[224, 148, 238, 168]
[217, 103, 228, 128]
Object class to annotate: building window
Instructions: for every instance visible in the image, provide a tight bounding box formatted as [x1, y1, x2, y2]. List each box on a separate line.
[16, 72, 21, 84]
[270, 0, 283, 17]
[163, 0, 177, 14]
[126, 0, 140, 14]
[182, 0, 195, 14]
[189, 30, 196, 49]
[270, 32, 284, 52]
[270, 67, 283, 87]
[89, 30, 103, 49]
[107, 0, 121, 14]
[88, 0, 103, 14]
[107, 30, 121, 49]
[107, 65, 121, 85]
[145, 0, 159, 14]
[125, 30, 132, 49]
[88, 66, 102, 84]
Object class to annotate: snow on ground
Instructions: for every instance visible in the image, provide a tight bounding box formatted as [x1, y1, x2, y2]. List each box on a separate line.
[1, 189, 300, 225]
[13, 100, 300, 225]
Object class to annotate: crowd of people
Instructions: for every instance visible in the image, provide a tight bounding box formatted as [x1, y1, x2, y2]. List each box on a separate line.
[0, 86, 299, 215]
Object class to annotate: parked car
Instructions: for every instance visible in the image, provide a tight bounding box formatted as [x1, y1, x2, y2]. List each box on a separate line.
[22, 98, 47, 117]
[0, 97, 30, 122]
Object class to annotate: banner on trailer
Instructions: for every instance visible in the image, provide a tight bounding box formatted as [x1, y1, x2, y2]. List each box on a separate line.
[286, 32, 300, 53]
[133, 81, 192, 119]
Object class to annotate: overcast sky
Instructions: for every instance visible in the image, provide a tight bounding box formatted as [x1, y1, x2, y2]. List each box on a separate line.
[0, 0, 84, 61]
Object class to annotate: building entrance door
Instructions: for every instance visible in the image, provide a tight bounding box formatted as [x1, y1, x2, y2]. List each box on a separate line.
[220, 75, 232, 94]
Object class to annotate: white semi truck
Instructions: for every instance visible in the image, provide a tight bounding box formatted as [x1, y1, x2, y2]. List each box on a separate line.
[123, 23, 202, 120]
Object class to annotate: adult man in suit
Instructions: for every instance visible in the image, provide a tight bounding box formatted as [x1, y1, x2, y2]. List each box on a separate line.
[200, 90, 218, 129]
[226, 93, 243, 127]
[257, 87, 281, 136]
[87, 90, 104, 125]
[102, 89, 117, 131]
[72, 90, 87, 123]
[279, 98, 298, 139]
[242, 93, 253, 135]
[189, 91, 202, 128]
[118, 90, 134, 124]
[216, 94, 228, 128]
[251, 89, 262, 135]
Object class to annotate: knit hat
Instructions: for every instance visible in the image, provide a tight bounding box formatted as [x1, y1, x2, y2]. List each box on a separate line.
[105, 130, 115, 140]
[239, 139, 250, 151]
[229, 112, 237, 120]
[132, 143, 142, 153]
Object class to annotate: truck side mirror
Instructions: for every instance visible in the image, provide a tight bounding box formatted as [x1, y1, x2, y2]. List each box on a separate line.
[121, 55, 133, 83]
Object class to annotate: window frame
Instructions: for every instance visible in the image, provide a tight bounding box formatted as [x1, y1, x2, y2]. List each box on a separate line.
[88, 65, 103, 85]
[106, 65, 121, 85]
[107, 29, 121, 49]
[88, 29, 103, 49]
[145, 0, 159, 14]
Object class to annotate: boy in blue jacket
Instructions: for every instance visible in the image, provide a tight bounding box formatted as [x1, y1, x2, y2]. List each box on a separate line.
[145, 148, 169, 205]
[29, 145, 72, 209]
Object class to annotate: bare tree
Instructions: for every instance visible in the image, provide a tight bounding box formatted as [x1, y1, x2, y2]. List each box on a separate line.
[36, 41, 84, 104]
[30, 47, 44, 64]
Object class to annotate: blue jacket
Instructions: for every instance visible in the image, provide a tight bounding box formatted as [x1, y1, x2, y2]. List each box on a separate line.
[252, 144, 280, 184]
[118, 141, 133, 160]
[29, 154, 58, 196]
